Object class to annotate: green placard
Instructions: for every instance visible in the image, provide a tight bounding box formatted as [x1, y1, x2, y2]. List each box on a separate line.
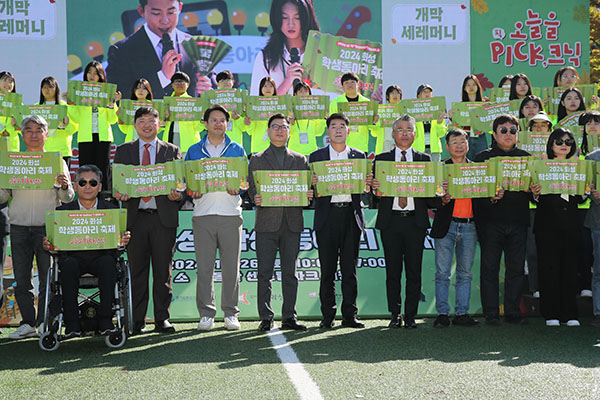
[543, 85, 597, 116]
[517, 131, 551, 159]
[45, 208, 127, 251]
[531, 159, 592, 195]
[374, 160, 444, 197]
[450, 102, 487, 128]
[311, 159, 371, 196]
[118, 100, 166, 125]
[185, 157, 249, 194]
[493, 156, 532, 192]
[0, 92, 23, 117]
[399, 96, 446, 122]
[337, 101, 378, 126]
[446, 162, 498, 199]
[252, 170, 311, 207]
[0, 151, 63, 189]
[291, 95, 329, 120]
[587, 134, 600, 154]
[377, 104, 403, 127]
[489, 87, 542, 102]
[164, 96, 205, 122]
[67, 81, 117, 108]
[469, 100, 521, 133]
[245, 95, 292, 121]
[202, 89, 247, 115]
[112, 160, 186, 197]
[181, 36, 232, 75]
[14, 105, 67, 130]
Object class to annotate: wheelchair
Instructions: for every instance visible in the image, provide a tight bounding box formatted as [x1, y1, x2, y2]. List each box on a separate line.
[38, 250, 134, 351]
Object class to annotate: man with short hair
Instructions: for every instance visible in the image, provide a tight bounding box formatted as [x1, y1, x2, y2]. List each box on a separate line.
[431, 129, 479, 328]
[474, 114, 531, 325]
[214, 70, 245, 145]
[186, 105, 247, 331]
[248, 113, 314, 331]
[309, 113, 371, 329]
[372, 114, 432, 329]
[0, 115, 74, 339]
[164, 71, 203, 154]
[114, 106, 183, 334]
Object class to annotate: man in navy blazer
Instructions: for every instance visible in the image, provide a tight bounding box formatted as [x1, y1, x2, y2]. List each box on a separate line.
[309, 113, 372, 329]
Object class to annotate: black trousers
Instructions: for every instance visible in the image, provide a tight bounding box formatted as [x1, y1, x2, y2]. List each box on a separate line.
[59, 252, 117, 324]
[316, 206, 361, 321]
[380, 214, 426, 318]
[536, 230, 579, 321]
[78, 133, 110, 189]
[480, 223, 527, 318]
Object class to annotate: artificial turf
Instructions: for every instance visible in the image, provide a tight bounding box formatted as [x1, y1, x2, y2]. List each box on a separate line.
[1, 318, 599, 399]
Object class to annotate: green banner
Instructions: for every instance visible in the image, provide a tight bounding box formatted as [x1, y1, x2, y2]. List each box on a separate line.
[202, 89, 248, 115]
[493, 156, 532, 192]
[531, 159, 592, 195]
[252, 170, 311, 207]
[377, 104, 403, 127]
[446, 162, 498, 199]
[450, 102, 487, 128]
[291, 95, 329, 120]
[245, 95, 292, 121]
[181, 36, 232, 75]
[543, 85, 597, 116]
[310, 159, 371, 196]
[112, 160, 186, 197]
[517, 131, 551, 159]
[164, 96, 205, 122]
[399, 96, 446, 122]
[469, 100, 521, 133]
[0, 151, 63, 189]
[45, 208, 127, 251]
[0, 92, 22, 117]
[587, 134, 600, 154]
[118, 99, 166, 126]
[489, 87, 542, 103]
[67, 81, 117, 108]
[337, 101, 378, 126]
[14, 104, 67, 130]
[374, 160, 444, 197]
[303, 30, 382, 98]
[185, 157, 249, 194]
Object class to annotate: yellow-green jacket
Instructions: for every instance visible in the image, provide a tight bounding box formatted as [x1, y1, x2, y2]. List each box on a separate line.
[288, 119, 326, 155]
[163, 92, 202, 152]
[69, 104, 118, 143]
[413, 120, 447, 154]
[37, 100, 79, 157]
[329, 93, 372, 153]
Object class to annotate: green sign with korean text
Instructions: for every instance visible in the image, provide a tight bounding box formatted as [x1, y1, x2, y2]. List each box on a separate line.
[311, 159, 371, 196]
[517, 131, 551, 159]
[374, 160, 444, 197]
[14, 104, 67, 130]
[112, 160, 186, 197]
[164, 96, 205, 122]
[203, 89, 248, 115]
[492, 156, 532, 192]
[399, 96, 446, 122]
[0, 151, 62, 189]
[291, 95, 329, 120]
[245, 95, 292, 121]
[252, 170, 311, 207]
[531, 159, 592, 195]
[446, 162, 498, 199]
[67, 81, 117, 108]
[118, 100, 166, 126]
[450, 102, 487, 128]
[185, 157, 249, 194]
[469, 101, 520, 133]
[0, 92, 22, 117]
[377, 104, 403, 127]
[337, 101, 378, 126]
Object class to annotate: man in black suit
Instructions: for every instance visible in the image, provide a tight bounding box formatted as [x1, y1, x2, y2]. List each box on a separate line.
[114, 106, 183, 334]
[106, 0, 209, 98]
[309, 113, 371, 329]
[43, 164, 131, 338]
[372, 114, 433, 329]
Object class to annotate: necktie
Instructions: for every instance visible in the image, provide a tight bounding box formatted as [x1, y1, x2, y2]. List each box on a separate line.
[142, 143, 152, 203]
[398, 150, 408, 208]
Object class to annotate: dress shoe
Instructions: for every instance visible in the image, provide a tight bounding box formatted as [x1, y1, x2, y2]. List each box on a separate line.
[319, 319, 335, 329]
[404, 318, 417, 329]
[133, 321, 147, 335]
[154, 320, 176, 333]
[341, 318, 365, 328]
[388, 314, 402, 328]
[452, 314, 479, 327]
[433, 314, 450, 328]
[99, 319, 118, 336]
[281, 318, 307, 331]
[258, 319, 273, 331]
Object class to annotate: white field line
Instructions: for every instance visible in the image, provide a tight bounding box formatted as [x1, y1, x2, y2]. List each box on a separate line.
[267, 328, 324, 400]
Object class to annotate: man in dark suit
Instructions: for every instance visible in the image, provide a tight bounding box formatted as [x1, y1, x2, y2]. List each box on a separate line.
[43, 165, 131, 338]
[248, 113, 314, 332]
[372, 114, 433, 329]
[114, 106, 183, 334]
[106, 0, 208, 98]
[309, 113, 371, 329]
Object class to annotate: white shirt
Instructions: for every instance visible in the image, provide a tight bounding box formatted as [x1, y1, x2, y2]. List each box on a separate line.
[329, 144, 352, 203]
[392, 146, 415, 211]
[144, 24, 186, 89]
[138, 138, 158, 210]
[78, 198, 98, 210]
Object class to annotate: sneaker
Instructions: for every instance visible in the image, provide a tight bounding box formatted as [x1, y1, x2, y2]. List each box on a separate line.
[580, 290, 593, 297]
[197, 316, 214, 331]
[9, 323, 37, 339]
[224, 316, 241, 331]
[545, 319, 560, 327]
[433, 314, 450, 328]
[591, 316, 600, 328]
[453, 314, 479, 327]
[566, 320, 580, 327]
[37, 323, 45, 336]
[532, 291, 540, 298]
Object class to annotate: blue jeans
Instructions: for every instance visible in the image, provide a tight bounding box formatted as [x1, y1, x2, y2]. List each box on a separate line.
[434, 220, 477, 315]
[591, 229, 600, 316]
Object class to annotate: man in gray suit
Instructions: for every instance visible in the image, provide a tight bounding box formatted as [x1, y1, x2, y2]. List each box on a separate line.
[248, 113, 314, 331]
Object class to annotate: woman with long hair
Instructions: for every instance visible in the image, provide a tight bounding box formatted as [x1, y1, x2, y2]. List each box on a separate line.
[0, 71, 20, 151]
[244, 77, 280, 154]
[287, 81, 326, 155]
[450, 74, 487, 159]
[509, 73, 533, 100]
[118, 78, 154, 143]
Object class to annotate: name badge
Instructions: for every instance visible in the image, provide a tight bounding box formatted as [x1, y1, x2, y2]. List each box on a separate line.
[350, 125, 359, 132]
[227, 120, 233, 131]
[299, 132, 309, 144]
[262, 129, 269, 142]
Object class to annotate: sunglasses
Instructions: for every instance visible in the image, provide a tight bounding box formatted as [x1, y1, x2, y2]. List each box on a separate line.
[499, 127, 518, 135]
[555, 138, 575, 146]
[78, 179, 99, 187]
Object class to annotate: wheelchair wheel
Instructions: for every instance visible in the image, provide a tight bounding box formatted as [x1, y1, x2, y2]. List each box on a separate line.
[105, 330, 126, 348]
[39, 331, 60, 352]
[121, 260, 134, 337]
[42, 265, 54, 333]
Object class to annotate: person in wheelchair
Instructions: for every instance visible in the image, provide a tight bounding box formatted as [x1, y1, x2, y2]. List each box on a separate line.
[43, 164, 131, 338]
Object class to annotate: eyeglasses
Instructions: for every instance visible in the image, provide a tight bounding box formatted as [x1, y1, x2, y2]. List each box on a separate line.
[270, 123, 290, 131]
[78, 179, 99, 187]
[555, 138, 575, 146]
[499, 127, 518, 135]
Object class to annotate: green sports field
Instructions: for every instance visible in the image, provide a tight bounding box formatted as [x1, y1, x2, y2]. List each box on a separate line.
[1, 318, 599, 399]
